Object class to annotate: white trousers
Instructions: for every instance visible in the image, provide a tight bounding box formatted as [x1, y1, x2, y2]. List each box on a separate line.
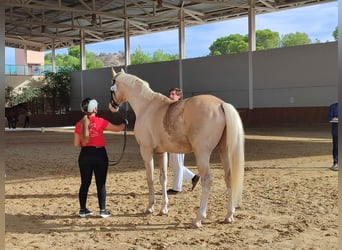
[169, 153, 195, 192]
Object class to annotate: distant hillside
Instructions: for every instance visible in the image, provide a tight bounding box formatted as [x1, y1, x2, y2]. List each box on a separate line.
[96, 52, 125, 67]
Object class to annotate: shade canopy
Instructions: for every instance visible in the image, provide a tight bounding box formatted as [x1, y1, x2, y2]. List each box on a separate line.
[4, 0, 333, 52]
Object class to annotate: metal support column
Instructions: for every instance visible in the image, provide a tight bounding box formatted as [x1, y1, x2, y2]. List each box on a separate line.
[124, 18, 130, 70]
[80, 29, 86, 70]
[178, 3, 185, 90]
[0, 0, 5, 246]
[337, 0, 342, 238]
[248, 0, 256, 109]
[51, 39, 56, 72]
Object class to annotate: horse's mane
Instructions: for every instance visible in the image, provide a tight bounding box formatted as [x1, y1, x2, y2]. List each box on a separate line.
[120, 73, 169, 102]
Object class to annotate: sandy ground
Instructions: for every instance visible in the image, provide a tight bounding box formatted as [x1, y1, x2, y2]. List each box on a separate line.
[5, 125, 338, 249]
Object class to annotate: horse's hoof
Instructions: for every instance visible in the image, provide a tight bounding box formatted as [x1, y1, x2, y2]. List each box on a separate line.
[158, 207, 168, 215]
[145, 207, 154, 214]
[191, 220, 202, 228]
[158, 210, 168, 216]
[224, 216, 235, 223]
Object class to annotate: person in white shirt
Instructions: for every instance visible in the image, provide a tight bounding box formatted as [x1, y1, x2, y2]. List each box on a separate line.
[167, 87, 200, 195]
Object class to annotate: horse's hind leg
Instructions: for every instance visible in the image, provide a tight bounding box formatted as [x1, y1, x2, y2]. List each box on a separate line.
[193, 152, 212, 228]
[157, 152, 168, 215]
[218, 147, 235, 223]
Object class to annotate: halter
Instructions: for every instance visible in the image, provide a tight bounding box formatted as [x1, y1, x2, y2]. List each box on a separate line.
[109, 73, 121, 110]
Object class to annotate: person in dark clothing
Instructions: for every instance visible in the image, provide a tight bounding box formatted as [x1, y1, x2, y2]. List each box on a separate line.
[328, 102, 338, 171]
[74, 98, 126, 218]
[24, 111, 31, 128]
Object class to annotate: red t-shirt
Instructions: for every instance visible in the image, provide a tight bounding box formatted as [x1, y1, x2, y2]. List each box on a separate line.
[74, 116, 109, 147]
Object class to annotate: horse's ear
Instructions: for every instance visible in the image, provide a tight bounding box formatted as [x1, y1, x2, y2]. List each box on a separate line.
[120, 68, 125, 73]
[112, 68, 116, 77]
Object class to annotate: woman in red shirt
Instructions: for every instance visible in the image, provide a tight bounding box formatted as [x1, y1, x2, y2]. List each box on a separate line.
[74, 97, 126, 218]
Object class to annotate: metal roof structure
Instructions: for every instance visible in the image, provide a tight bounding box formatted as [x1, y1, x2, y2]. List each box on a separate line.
[4, 0, 334, 52]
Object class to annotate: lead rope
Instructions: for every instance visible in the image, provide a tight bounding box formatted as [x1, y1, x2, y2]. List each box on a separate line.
[109, 104, 128, 166]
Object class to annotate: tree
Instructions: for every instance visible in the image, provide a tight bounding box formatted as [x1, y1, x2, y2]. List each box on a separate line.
[280, 32, 311, 48]
[208, 29, 315, 55]
[256, 29, 280, 50]
[45, 46, 104, 69]
[41, 67, 73, 113]
[12, 87, 41, 105]
[5, 85, 41, 106]
[68, 46, 80, 58]
[333, 27, 338, 41]
[152, 49, 178, 62]
[130, 45, 178, 65]
[86, 51, 104, 68]
[54, 54, 80, 70]
[130, 46, 152, 64]
[209, 34, 248, 55]
[5, 86, 14, 106]
[209, 29, 280, 55]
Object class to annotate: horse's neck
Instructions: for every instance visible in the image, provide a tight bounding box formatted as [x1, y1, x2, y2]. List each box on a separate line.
[126, 89, 150, 114]
[126, 84, 166, 116]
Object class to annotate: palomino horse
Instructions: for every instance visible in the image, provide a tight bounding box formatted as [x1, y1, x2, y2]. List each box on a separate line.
[5, 102, 29, 129]
[109, 69, 245, 228]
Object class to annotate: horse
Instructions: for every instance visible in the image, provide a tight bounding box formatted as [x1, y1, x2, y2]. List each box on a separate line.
[108, 68, 245, 228]
[5, 102, 29, 129]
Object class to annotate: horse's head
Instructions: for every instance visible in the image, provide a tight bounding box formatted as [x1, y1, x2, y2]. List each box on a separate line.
[109, 68, 153, 112]
[109, 68, 126, 112]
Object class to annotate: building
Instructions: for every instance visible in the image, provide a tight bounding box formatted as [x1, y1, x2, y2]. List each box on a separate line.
[14, 48, 45, 75]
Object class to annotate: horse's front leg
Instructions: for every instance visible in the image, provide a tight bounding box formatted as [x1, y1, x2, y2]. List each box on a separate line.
[140, 147, 155, 213]
[157, 152, 168, 215]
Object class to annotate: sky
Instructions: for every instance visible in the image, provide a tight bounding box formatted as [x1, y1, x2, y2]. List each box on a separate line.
[5, 1, 338, 64]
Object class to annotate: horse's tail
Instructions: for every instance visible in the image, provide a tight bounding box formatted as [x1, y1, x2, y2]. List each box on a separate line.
[221, 102, 245, 207]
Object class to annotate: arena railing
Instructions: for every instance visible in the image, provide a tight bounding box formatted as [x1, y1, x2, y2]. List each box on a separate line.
[5, 65, 61, 75]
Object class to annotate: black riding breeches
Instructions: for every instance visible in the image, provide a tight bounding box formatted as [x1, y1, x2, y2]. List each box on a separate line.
[78, 147, 109, 210]
[332, 135, 338, 164]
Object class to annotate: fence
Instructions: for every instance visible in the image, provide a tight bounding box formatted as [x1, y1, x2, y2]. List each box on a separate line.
[5, 64, 61, 75]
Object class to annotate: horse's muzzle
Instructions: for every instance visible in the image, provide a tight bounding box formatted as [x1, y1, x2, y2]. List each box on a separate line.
[109, 98, 120, 111]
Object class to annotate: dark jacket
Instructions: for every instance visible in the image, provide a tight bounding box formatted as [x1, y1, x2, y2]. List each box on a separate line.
[328, 102, 338, 137]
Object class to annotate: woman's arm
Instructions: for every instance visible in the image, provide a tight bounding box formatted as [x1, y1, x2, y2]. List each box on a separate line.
[105, 122, 125, 132]
[74, 133, 81, 147]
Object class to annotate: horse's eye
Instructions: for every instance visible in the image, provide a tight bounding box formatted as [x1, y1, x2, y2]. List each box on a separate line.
[110, 84, 117, 92]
